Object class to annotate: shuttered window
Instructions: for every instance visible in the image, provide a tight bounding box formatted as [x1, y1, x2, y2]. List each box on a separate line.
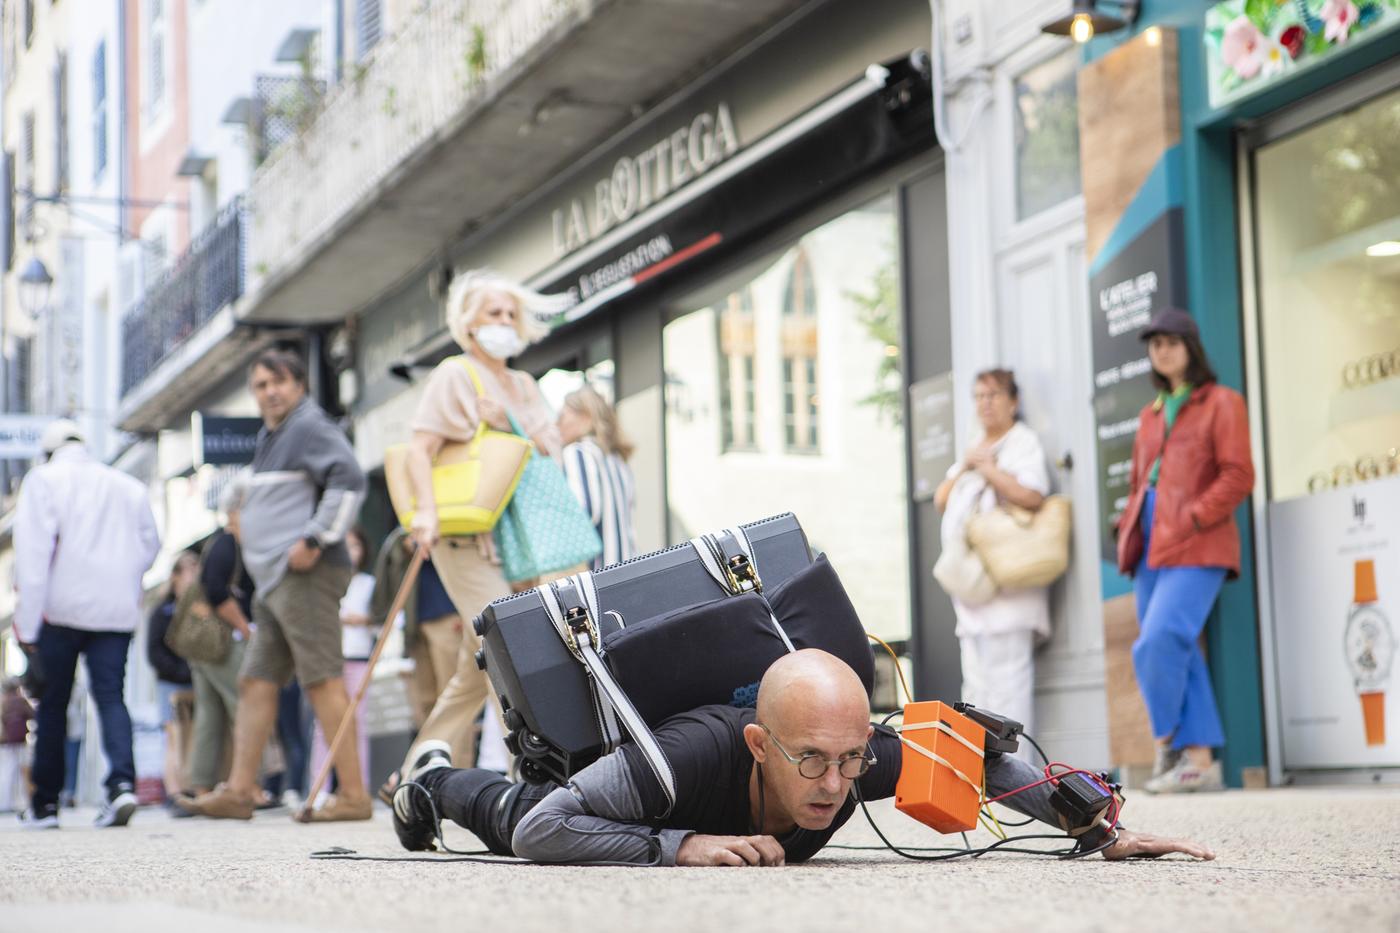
[356, 0, 382, 61]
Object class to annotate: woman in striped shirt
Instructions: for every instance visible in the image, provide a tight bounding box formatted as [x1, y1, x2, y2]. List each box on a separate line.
[557, 385, 638, 571]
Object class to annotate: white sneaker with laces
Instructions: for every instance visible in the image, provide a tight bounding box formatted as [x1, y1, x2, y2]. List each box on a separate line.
[94, 786, 138, 827]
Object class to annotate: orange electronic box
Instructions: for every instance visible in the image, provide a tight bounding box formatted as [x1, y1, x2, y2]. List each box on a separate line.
[894, 700, 986, 834]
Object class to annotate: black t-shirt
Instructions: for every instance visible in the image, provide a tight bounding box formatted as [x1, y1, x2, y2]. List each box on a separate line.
[620, 705, 901, 864]
[202, 531, 255, 620]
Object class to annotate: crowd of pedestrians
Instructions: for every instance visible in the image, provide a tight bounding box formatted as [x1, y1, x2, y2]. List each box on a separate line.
[8, 269, 634, 827]
[7, 269, 1249, 826]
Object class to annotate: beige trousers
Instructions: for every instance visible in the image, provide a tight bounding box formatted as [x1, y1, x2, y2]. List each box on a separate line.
[407, 615, 465, 733]
[400, 539, 510, 775]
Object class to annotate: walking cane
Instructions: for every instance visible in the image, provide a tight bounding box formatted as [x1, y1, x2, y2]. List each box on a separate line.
[296, 545, 427, 823]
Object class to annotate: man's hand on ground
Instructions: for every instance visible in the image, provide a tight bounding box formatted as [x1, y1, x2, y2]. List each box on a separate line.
[676, 834, 786, 867]
[1103, 828, 1216, 861]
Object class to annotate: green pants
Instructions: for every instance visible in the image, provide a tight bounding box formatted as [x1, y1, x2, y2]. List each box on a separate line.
[188, 640, 248, 790]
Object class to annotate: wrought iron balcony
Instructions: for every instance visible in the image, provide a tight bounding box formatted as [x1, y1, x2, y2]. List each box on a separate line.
[120, 198, 245, 397]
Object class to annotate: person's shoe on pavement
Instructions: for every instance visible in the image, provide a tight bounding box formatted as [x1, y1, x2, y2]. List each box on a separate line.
[19, 802, 60, 829]
[1144, 757, 1224, 794]
[176, 783, 256, 820]
[392, 740, 452, 851]
[304, 793, 373, 822]
[94, 783, 138, 828]
[1151, 745, 1182, 780]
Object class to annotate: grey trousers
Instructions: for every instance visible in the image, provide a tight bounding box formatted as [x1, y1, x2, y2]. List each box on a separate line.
[189, 640, 248, 790]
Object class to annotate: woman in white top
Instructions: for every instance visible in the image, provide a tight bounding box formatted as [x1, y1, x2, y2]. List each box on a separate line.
[311, 526, 374, 796]
[557, 385, 638, 571]
[935, 369, 1051, 747]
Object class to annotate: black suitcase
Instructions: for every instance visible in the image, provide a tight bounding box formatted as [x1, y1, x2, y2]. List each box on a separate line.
[474, 513, 873, 787]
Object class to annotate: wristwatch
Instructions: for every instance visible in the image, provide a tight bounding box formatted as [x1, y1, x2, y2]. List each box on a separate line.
[302, 534, 322, 551]
[1344, 559, 1395, 747]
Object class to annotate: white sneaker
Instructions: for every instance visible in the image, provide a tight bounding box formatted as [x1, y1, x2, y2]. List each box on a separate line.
[1144, 758, 1224, 794]
[19, 804, 60, 829]
[280, 789, 303, 811]
[1151, 745, 1182, 779]
[94, 785, 138, 827]
[407, 739, 453, 782]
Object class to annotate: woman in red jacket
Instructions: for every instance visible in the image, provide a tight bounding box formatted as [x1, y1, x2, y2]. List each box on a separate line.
[1117, 308, 1254, 794]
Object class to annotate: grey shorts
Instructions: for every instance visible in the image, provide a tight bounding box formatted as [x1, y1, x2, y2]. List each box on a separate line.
[242, 560, 354, 689]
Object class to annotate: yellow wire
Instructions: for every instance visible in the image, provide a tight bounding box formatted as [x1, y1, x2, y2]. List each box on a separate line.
[980, 772, 1009, 841]
[866, 632, 914, 705]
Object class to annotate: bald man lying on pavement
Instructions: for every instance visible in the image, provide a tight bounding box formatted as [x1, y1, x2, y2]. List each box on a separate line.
[391, 649, 1215, 866]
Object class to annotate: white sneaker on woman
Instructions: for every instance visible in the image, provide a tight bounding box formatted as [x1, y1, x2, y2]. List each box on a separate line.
[1144, 758, 1224, 794]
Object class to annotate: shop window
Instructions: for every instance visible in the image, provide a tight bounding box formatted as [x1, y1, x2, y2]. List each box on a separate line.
[1013, 49, 1082, 221]
[662, 193, 911, 641]
[1253, 87, 1400, 501]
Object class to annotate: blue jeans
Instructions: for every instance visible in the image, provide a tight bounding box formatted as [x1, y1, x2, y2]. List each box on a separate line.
[274, 682, 310, 796]
[1132, 488, 1228, 750]
[32, 624, 135, 808]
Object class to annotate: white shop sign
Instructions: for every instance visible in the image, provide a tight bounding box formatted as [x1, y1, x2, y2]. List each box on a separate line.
[1269, 476, 1400, 771]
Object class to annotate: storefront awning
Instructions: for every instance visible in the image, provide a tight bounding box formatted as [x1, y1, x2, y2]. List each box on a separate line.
[394, 53, 935, 376]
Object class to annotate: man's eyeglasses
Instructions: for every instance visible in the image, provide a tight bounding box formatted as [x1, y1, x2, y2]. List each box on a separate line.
[759, 725, 875, 780]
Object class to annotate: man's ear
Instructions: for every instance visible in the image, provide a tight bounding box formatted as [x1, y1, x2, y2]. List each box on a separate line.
[743, 723, 767, 763]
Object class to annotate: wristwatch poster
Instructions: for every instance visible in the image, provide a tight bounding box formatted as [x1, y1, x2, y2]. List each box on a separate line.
[1344, 559, 1396, 747]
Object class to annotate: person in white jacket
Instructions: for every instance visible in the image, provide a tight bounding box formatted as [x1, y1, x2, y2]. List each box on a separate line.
[13, 420, 160, 829]
[935, 370, 1052, 751]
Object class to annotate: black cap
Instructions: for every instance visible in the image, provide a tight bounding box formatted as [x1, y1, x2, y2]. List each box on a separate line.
[1139, 307, 1199, 341]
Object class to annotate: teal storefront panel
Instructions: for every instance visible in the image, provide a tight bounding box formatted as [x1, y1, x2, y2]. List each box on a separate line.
[1080, 0, 1400, 786]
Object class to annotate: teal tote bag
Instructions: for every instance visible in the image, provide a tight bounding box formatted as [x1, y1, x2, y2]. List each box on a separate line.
[493, 416, 602, 583]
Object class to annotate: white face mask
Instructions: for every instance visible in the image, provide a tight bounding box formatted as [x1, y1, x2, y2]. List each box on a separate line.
[473, 324, 526, 360]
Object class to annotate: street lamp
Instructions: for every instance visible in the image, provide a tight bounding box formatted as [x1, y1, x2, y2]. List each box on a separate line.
[17, 256, 54, 319]
[1041, 0, 1139, 43]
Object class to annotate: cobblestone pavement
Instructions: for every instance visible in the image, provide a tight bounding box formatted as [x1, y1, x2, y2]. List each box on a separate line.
[2, 786, 1398, 933]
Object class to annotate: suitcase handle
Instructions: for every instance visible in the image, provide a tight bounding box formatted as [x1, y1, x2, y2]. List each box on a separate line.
[535, 572, 678, 814]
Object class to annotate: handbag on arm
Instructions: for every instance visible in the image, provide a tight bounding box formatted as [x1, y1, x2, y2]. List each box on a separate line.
[385, 357, 534, 537]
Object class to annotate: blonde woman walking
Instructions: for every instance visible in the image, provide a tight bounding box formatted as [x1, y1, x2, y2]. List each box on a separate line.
[387, 270, 567, 795]
[557, 385, 638, 571]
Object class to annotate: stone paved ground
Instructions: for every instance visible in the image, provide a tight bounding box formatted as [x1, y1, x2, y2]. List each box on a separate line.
[2, 786, 1398, 933]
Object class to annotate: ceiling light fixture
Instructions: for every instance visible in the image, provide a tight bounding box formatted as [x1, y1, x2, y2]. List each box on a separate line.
[1041, 0, 1141, 43]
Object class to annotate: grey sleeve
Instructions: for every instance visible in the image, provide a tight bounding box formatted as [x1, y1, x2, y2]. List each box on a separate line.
[511, 750, 692, 866]
[984, 754, 1112, 847]
[302, 417, 367, 545]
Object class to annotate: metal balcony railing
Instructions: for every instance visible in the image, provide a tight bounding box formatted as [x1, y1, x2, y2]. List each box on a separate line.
[120, 198, 246, 397]
[247, 0, 583, 283]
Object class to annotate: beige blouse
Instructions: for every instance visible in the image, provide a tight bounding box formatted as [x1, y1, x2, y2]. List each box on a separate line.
[412, 356, 561, 459]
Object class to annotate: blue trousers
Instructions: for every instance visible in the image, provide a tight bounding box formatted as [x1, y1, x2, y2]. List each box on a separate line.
[32, 624, 136, 808]
[1132, 488, 1227, 750]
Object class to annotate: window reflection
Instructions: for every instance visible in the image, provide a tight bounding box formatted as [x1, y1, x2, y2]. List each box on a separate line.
[663, 194, 911, 641]
[1254, 88, 1400, 501]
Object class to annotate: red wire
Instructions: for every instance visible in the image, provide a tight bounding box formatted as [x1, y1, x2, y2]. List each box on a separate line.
[984, 761, 1122, 833]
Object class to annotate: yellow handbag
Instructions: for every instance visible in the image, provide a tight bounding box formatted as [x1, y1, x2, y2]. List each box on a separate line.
[966, 494, 1073, 590]
[384, 358, 534, 537]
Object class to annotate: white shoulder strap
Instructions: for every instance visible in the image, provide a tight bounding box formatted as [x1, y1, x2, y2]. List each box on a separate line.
[535, 576, 677, 814]
[687, 527, 796, 653]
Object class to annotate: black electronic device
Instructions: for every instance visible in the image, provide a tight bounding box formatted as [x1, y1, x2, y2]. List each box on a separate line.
[474, 513, 874, 785]
[1049, 771, 1115, 836]
[952, 702, 1023, 757]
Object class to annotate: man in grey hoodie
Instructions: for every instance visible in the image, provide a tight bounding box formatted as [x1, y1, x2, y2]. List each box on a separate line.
[179, 349, 372, 822]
